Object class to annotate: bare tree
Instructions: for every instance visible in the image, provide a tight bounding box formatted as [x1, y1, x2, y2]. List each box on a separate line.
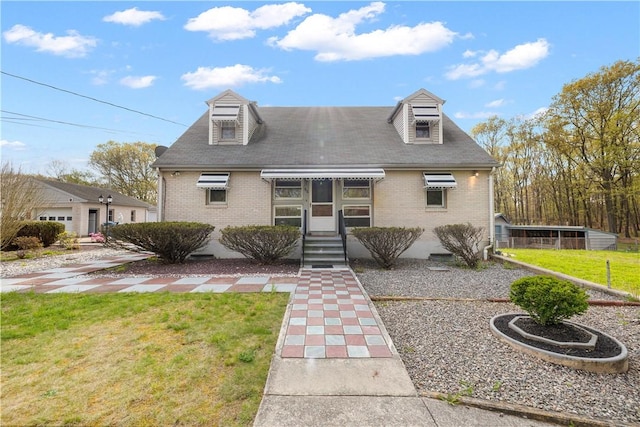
[0, 163, 45, 250]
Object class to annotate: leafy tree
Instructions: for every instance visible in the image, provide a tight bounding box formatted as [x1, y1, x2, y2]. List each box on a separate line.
[46, 160, 99, 186]
[0, 163, 45, 250]
[89, 141, 158, 204]
[547, 59, 640, 234]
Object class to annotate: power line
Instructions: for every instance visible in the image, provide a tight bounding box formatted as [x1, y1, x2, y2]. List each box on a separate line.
[1, 71, 188, 127]
[1, 110, 164, 137]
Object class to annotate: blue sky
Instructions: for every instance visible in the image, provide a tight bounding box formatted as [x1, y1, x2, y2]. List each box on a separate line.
[2, 1, 638, 175]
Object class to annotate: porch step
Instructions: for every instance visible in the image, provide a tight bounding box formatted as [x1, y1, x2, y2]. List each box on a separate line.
[303, 236, 347, 267]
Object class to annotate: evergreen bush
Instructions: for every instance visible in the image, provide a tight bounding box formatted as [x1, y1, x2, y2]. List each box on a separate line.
[109, 222, 215, 264]
[510, 275, 589, 326]
[16, 221, 65, 247]
[219, 225, 300, 264]
[351, 226, 423, 269]
[12, 236, 42, 258]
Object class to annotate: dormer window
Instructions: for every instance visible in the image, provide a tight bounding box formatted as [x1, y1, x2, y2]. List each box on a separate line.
[221, 125, 236, 140]
[416, 123, 430, 139]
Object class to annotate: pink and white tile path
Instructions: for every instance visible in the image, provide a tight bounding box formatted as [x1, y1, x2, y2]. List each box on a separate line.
[1, 255, 394, 360]
[281, 269, 393, 359]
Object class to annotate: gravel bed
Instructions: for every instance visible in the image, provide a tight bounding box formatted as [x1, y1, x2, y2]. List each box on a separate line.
[0, 247, 131, 277]
[355, 259, 640, 425]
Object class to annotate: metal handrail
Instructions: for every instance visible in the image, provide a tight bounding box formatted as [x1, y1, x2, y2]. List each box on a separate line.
[301, 209, 307, 265]
[338, 210, 347, 263]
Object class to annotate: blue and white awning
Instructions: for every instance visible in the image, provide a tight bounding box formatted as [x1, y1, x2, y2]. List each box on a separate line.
[196, 173, 230, 189]
[260, 168, 385, 180]
[423, 173, 457, 189]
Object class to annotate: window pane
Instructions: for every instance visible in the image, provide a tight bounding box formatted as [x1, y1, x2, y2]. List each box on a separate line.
[275, 179, 301, 187]
[275, 188, 302, 199]
[343, 188, 370, 199]
[221, 126, 235, 139]
[209, 189, 227, 203]
[275, 206, 301, 217]
[426, 190, 443, 206]
[416, 124, 430, 138]
[344, 206, 370, 217]
[275, 218, 301, 227]
[343, 179, 369, 187]
[344, 217, 370, 227]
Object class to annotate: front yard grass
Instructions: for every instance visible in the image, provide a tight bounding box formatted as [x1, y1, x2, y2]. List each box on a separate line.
[502, 249, 639, 296]
[1, 291, 288, 426]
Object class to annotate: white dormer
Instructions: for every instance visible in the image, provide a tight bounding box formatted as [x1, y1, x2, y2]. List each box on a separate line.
[387, 89, 445, 145]
[206, 89, 262, 145]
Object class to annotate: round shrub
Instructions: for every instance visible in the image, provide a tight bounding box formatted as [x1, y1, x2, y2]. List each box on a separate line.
[220, 225, 300, 264]
[510, 275, 589, 326]
[16, 221, 64, 247]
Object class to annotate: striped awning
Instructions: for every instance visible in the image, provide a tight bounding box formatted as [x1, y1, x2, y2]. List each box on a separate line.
[211, 105, 240, 122]
[260, 168, 385, 180]
[412, 104, 440, 122]
[423, 173, 457, 189]
[196, 173, 230, 189]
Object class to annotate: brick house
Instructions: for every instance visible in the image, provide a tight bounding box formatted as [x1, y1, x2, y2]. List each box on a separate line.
[152, 88, 499, 265]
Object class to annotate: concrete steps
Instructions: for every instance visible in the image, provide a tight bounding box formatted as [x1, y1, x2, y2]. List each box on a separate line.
[302, 235, 347, 268]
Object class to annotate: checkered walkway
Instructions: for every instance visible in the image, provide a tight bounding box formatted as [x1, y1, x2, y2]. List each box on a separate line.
[1, 255, 394, 359]
[281, 269, 393, 359]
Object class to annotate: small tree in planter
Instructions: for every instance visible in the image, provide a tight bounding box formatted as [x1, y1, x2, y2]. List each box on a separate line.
[509, 275, 589, 326]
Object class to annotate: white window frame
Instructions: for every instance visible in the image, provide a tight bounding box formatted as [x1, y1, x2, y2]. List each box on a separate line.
[342, 205, 371, 227]
[207, 188, 228, 205]
[274, 205, 302, 227]
[274, 179, 302, 200]
[342, 179, 371, 200]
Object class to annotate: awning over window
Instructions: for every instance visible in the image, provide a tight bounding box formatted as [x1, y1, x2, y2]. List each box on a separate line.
[211, 105, 240, 122]
[412, 105, 440, 123]
[196, 173, 230, 189]
[261, 168, 385, 180]
[423, 173, 457, 189]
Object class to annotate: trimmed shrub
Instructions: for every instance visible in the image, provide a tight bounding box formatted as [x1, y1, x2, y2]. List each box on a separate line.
[351, 227, 424, 269]
[12, 236, 42, 258]
[433, 223, 485, 269]
[510, 275, 589, 326]
[109, 222, 215, 264]
[58, 232, 80, 250]
[219, 225, 300, 264]
[16, 221, 65, 247]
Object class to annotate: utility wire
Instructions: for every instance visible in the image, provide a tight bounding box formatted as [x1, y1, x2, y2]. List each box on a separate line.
[1, 71, 188, 127]
[1, 110, 163, 137]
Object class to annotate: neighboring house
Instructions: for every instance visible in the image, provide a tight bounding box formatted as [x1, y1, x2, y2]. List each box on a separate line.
[494, 214, 618, 251]
[32, 179, 154, 237]
[153, 88, 499, 264]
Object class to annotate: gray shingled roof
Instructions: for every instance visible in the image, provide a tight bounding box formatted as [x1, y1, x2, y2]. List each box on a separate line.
[153, 106, 498, 170]
[36, 179, 153, 208]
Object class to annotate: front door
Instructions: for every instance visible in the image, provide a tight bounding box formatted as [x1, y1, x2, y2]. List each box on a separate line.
[309, 179, 335, 232]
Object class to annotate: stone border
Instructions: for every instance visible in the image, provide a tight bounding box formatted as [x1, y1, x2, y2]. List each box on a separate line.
[490, 313, 629, 374]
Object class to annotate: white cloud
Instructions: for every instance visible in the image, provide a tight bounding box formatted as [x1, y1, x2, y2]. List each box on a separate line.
[89, 69, 114, 85]
[525, 107, 549, 120]
[120, 75, 157, 89]
[181, 64, 282, 90]
[446, 38, 550, 80]
[453, 111, 499, 120]
[184, 2, 311, 41]
[485, 99, 506, 108]
[103, 7, 166, 27]
[269, 2, 458, 61]
[2, 24, 97, 58]
[0, 139, 27, 151]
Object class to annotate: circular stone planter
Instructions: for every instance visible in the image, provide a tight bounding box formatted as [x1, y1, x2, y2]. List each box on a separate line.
[490, 313, 629, 373]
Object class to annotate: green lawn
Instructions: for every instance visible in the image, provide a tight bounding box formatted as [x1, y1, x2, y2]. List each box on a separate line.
[1, 292, 288, 426]
[502, 249, 639, 296]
